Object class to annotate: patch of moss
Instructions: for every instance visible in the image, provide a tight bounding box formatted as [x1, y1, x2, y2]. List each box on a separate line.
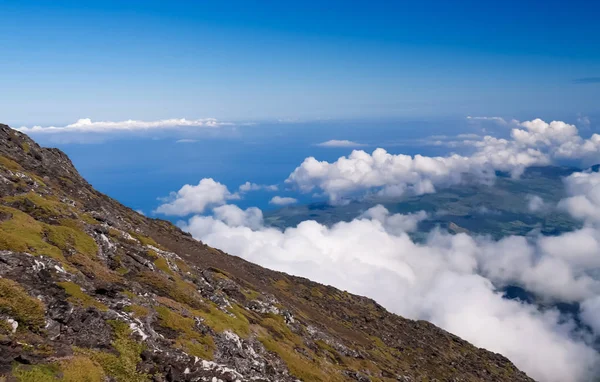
[273, 278, 290, 290]
[173, 259, 192, 273]
[0, 206, 66, 262]
[21, 142, 31, 154]
[12, 364, 61, 382]
[57, 281, 108, 311]
[0, 154, 22, 171]
[115, 267, 129, 276]
[57, 218, 82, 230]
[259, 334, 343, 382]
[0, 319, 13, 335]
[241, 288, 260, 301]
[68, 253, 121, 283]
[46, 225, 98, 258]
[77, 320, 148, 382]
[0, 278, 45, 331]
[197, 303, 251, 338]
[121, 290, 137, 300]
[256, 313, 348, 381]
[123, 304, 150, 319]
[310, 287, 324, 298]
[135, 271, 203, 309]
[156, 305, 214, 359]
[80, 214, 99, 225]
[3, 192, 72, 220]
[260, 314, 301, 345]
[129, 232, 159, 248]
[146, 250, 158, 259]
[60, 356, 105, 382]
[153, 257, 174, 276]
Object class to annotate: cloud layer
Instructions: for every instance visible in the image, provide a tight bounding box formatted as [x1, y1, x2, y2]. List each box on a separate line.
[153, 118, 600, 381]
[179, 200, 600, 382]
[316, 139, 367, 148]
[287, 119, 600, 203]
[17, 118, 228, 134]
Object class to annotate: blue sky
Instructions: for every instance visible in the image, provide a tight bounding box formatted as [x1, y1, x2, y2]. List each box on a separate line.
[1, 0, 599, 125]
[2, 0, 600, 217]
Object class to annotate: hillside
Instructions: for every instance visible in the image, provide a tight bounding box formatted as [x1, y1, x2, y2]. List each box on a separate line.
[0, 124, 533, 382]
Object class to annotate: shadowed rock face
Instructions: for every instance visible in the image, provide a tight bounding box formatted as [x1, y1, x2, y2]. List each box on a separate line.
[0, 124, 533, 382]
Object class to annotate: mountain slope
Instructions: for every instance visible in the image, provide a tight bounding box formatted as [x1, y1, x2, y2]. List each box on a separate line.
[0, 125, 533, 381]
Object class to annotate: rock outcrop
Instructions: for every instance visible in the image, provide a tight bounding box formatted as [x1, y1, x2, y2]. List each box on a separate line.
[0, 124, 533, 381]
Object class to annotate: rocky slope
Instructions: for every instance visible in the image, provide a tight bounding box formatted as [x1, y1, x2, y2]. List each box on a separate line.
[0, 124, 533, 382]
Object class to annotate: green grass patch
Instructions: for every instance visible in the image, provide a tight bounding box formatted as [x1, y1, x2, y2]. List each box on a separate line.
[135, 271, 204, 309]
[0, 155, 22, 171]
[156, 305, 214, 359]
[3, 192, 72, 220]
[60, 356, 106, 382]
[57, 281, 107, 311]
[0, 278, 45, 331]
[12, 363, 60, 382]
[46, 225, 98, 258]
[153, 257, 174, 276]
[123, 304, 150, 319]
[76, 320, 148, 382]
[129, 232, 160, 248]
[68, 253, 121, 283]
[0, 206, 66, 262]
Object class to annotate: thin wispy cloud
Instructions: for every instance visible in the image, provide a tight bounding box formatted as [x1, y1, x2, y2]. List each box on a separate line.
[466, 116, 508, 125]
[269, 196, 298, 205]
[238, 182, 278, 193]
[175, 139, 198, 143]
[17, 118, 231, 134]
[572, 77, 600, 84]
[316, 139, 367, 148]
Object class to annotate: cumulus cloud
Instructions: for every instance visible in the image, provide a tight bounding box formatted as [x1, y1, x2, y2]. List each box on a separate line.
[316, 139, 367, 148]
[17, 118, 229, 134]
[559, 171, 600, 223]
[286, 118, 600, 203]
[581, 296, 600, 335]
[526, 195, 546, 212]
[155, 178, 240, 216]
[212, 204, 263, 230]
[269, 196, 298, 206]
[238, 182, 278, 193]
[178, 203, 600, 382]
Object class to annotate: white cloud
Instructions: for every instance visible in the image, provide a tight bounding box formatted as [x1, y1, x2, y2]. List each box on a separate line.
[360, 205, 427, 234]
[238, 182, 278, 193]
[316, 139, 367, 148]
[269, 196, 298, 206]
[17, 118, 230, 134]
[212, 204, 263, 230]
[176, 138, 198, 143]
[559, 171, 600, 223]
[286, 118, 600, 203]
[581, 296, 600, 336]
[155, 178, 240, 216]
[526, 195, 545, 212]
[285, 147, 534, 203]
[466, 116, 508, 124]
[179, 204, 600, 382]
[577, 115, 591, 129]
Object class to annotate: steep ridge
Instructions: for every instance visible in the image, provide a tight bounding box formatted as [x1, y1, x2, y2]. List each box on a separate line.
[0, 124, 533, 381]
